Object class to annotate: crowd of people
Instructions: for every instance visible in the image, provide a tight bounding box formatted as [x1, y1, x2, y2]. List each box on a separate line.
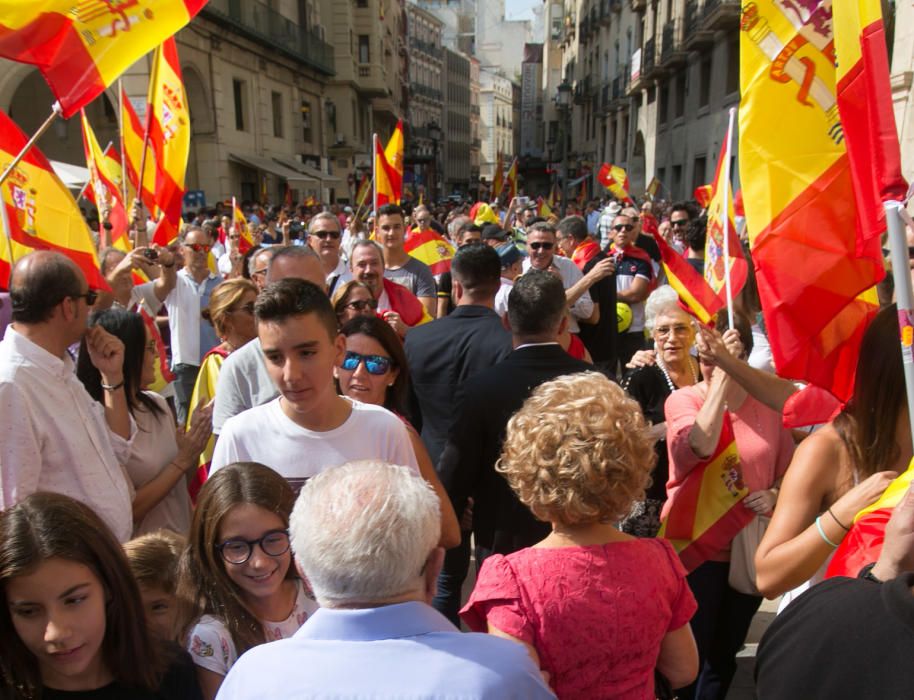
[1, 190, 913, 700]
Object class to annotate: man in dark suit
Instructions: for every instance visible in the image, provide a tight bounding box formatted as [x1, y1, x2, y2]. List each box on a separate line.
[437, 270, 600, 617]
[405, 243, 512, 625]
[404, 243, 512, 464]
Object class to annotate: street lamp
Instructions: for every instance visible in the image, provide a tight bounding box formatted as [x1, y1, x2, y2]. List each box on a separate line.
[428, 120, 442, 202]
[555, 79, 572, 217]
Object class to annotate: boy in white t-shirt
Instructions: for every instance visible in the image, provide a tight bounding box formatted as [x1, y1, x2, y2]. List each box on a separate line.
[211, 278, 418, 491]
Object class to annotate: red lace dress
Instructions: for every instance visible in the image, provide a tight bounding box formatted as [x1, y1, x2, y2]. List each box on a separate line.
[461, 538, 696, 699]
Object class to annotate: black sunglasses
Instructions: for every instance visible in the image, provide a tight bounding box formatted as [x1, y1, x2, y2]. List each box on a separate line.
[670, 219, 689, 228]
[73, 290, 98, 306]
[345, 299, 379, 312]
[613, 224, 634, 232]
[312, 230, 341, 240]
[340, 350, 392, 375]
[528, 242, 554, 251]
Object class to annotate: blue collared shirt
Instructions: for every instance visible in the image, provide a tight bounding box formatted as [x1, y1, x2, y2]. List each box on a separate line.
[216, 601, 555, 699]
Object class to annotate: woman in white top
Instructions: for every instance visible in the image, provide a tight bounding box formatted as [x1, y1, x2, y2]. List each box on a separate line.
[77, 308, 211, 536]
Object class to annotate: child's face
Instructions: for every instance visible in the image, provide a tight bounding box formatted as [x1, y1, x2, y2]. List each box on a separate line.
[6, 557, 108, 691]
[137, 584, 178, 642]
[217, 503, 292, 604]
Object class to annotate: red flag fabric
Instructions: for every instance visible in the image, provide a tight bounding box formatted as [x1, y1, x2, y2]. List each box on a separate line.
[652, 231, 722, 325]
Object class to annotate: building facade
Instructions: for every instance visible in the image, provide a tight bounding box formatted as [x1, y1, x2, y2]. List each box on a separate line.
[479, 70, 516, 183]
[444, 49, 472, 196]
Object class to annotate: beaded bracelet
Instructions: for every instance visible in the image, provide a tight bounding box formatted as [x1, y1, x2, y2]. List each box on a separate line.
[815, 515, 840, 548]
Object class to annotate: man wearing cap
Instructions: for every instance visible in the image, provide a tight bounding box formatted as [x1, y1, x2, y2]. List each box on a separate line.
[598, 201, 623, 250]
[480, 223, 507, 247]
[494, 243, 525, 319]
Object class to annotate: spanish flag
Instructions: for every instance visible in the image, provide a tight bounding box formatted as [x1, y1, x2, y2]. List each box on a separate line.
[536, 196, 553, 218]
[148, 37, 190, 246]
[0, 109, 107, 291]
[739, 0, 896, 402]
[0, 0, 206, 118]
[374, 121, 404, 206]
[652, 231, 721, 325]
[231, 197, 253, 253]
[505, 158, 518, 202]
[80, 110, 128, 250]
[492, 152, 504, 201]
[693, 184, 712, 209]
[404, 229, 455, 276]
[597, 163, 633, 204]
[646, 177, 661, 201]
[659, 414, 753, 572]
[704, 137, 747, 306]
[120, 90, 156, 214]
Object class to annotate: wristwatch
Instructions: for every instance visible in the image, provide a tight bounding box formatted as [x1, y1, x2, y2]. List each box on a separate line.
[857, 562, 883, 583]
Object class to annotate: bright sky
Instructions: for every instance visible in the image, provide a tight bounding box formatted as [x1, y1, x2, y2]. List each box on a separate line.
[505, 0, 539, 21]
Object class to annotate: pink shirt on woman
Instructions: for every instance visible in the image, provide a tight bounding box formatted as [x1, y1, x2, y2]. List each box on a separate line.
[461, 538, 697, 699]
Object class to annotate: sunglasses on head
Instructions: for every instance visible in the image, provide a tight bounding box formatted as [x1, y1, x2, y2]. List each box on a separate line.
[528, 241, 554, 251]
[613, 224, 634, 232]
[345, 299, 379, 312]
[185, 243, 212, 253]
[312, 230, 341, 240]
[340, 350, 392, 375]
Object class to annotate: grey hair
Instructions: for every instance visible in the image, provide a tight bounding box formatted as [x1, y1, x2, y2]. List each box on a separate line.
[307, 212, 341, 235]
[644, 285, 688, 331]
[266, 244, 320, 272]
[349, 239, 386, 268]
[247, 246, 275, 276]
[448, 215, 470, 238]
[289, 461, 440, 607]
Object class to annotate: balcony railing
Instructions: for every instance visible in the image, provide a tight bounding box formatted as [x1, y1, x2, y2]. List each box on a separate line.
[203, 0, 334, 75]
[702, 0, 740, 30]
[660, 19, 688, 66]
[684, 1, 715, 49]
[411, 83, 443, 101]
[642, 37, 657, 76]
[409, 37, 440, 56]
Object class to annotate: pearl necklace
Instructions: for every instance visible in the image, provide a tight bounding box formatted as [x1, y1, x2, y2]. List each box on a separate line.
[657, 355, 698, 392]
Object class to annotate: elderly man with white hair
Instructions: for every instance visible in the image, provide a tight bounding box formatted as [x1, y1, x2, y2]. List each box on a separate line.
[216, 461, 555, 699]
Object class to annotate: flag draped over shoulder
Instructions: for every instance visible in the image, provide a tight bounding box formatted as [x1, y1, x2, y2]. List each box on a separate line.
[148, 38, 190, 246]
[0, 0, 207, 118]
[597, 163, 633, 204]
[659, 414, 753, 572]
[0, 109, 107, 290]
[704, 139, 747, 305]
[739, 0, 896, 403]
[404, 229, 455, 275]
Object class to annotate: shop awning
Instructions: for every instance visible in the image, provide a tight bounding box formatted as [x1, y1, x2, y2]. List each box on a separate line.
[229, 153, 317, 183]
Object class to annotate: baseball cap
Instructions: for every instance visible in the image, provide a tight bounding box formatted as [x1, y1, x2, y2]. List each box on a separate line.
[496, 243, 525, 268]
[481, 223, 507, 242]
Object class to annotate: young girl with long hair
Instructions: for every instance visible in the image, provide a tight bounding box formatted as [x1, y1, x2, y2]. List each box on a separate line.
[176, 462, 318, 700]
[0, 492, 201, 699]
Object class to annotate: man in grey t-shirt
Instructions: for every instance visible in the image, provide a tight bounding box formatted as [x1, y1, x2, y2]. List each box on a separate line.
[376, 203, 437, 317]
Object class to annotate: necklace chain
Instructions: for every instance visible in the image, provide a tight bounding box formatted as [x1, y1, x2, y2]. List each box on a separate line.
[657, 355, 697, 392]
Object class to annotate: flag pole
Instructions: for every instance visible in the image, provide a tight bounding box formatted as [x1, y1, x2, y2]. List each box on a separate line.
[137, 45, 163, 205]
[884, 199, 914, 441]
[0, 103, 62, 188]
[722, 106, 737, 329]
[371, 133, 378, 227]
[117, 80, 129, 211]
[353, 174, 374, 223]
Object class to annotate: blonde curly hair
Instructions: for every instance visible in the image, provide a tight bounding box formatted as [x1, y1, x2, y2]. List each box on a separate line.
[497, 372, 656, 527]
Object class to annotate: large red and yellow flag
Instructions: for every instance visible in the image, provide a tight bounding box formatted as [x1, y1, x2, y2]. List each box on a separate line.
[0, 1, 206, 118]
[375, 137, 399, 208]
[147, 37, 190, 246]
[597, 163, 634, 204]
[379, 121, 404, 205]
[659, 415, 753, 572]
[80, 110, 128, 250]
[492, 152, 504, 201]
[704, 138, 747, 305]
[693, 184, 712, 209]
[120, 90, 156, 214]
[0, 109, 107, 290]
[404, 229, 455, 275]
[739, 0, 899, 402]
[652, 231, 722, 325]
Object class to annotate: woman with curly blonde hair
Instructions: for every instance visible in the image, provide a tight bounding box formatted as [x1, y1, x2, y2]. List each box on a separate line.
[461, 371, 698, 699]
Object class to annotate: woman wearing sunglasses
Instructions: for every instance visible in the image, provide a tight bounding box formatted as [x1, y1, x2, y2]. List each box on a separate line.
[331, 280, 379, 325]
[335, 315, 460, 548]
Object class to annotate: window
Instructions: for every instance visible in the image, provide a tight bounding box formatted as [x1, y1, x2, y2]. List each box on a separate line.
[658, 81, 668, 125]
[271, 91, 283, 138]
[699, 57, 712, 108]
[674, 75, 686, 119]
[672, 164, 682, 198]
[358, 35, 370, 63]
[301, 99, 312, 144]
[725, 36, 740, 94]
[233, 79, 246, 132]
[692, 156, 707, 189]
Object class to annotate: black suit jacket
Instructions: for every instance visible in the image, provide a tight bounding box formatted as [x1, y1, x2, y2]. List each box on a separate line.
[404, 305, 512, 464]
[578, 250, 618, 370]
[438, 344, 601, 563]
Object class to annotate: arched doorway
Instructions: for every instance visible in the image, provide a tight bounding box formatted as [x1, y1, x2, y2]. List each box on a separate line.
[183, 64, 214, 196]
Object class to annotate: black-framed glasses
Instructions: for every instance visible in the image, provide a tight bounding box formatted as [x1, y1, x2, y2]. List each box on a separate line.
[670, 219, 689, 228]
[613, 224, 634, 232]
[345, 299, 379, 312]
[340, 350, 392, 375]
[528, 241, 554, 251]
[73, 290, 98, 306]
[312, 229, 341, 240]
[216, 529, 290, 565]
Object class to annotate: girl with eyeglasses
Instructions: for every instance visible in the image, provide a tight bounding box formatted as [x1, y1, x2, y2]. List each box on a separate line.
[76, 308, 211, 537]
[334, 316, 460, 549]
[187, 279, 259, 499]
[176, 462, 317, 700]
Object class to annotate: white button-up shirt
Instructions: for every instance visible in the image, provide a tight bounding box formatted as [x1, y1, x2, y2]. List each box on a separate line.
[164, 268, 221, 368]
[0, 327, 135, 542]
[522, 254, 594, 333]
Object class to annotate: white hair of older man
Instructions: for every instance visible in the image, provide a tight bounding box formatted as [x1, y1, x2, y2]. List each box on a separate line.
[644, 285, 686, 332]
[290, 461, 441, 607]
